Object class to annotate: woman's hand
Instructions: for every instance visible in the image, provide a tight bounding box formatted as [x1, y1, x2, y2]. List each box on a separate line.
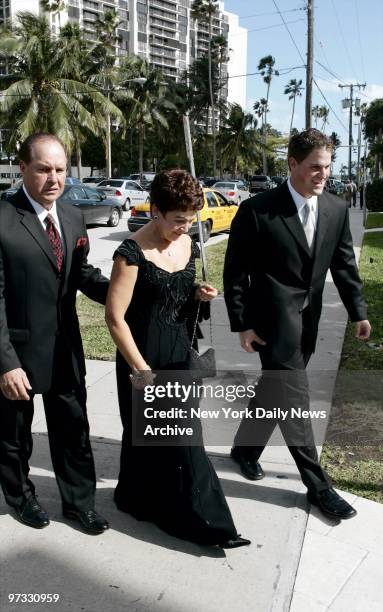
[129, 366, 156, 390]
[195, 283, 218, 302]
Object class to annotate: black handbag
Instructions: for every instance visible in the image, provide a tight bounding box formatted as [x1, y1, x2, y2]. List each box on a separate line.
[188, 301, 216, 379]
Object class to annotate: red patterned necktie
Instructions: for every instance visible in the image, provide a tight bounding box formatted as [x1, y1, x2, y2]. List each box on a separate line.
[45, 213, 64, 272]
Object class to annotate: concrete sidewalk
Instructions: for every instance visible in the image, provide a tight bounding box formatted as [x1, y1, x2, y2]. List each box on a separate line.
[1, 209, 381, 612]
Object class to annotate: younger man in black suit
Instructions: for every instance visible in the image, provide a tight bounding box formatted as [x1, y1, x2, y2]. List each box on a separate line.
[0, 134, 109, 533]
[224, 129, 371, 519]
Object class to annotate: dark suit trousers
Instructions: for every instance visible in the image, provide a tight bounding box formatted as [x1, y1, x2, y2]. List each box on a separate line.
[234, 310, 332, 494]
[0, 382, 96, 511]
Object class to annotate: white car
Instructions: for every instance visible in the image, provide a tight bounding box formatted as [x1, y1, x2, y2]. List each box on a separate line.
[212, 181, 250, 205]
[96, 179, 149, 211]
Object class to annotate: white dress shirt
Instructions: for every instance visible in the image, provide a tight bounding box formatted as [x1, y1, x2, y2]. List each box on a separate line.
[287, 178, 318, 308]
[23, 185, 63, 239]
[287, 178, 318, 229]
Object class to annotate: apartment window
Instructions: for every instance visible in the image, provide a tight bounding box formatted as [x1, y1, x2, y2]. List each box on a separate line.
[119, 0, 128, 6]
[68, 0, 80, 6]
[83, 0, 99, 9]
[83, 11, 97, 22]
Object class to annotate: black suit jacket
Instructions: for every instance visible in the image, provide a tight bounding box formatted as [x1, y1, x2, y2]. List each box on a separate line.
[223, 183, 367, 362]
[0, 188, 109, 392]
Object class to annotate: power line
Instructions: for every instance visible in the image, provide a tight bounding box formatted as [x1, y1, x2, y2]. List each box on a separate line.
[354, 0, 366, 83]
[329, 0, 359, 82]
[238, 7, 305, 20]
[231, 18, 305, 37]
[271, 0, 352, 134]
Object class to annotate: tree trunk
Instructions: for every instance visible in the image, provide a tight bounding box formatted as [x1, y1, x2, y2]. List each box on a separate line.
[289, 96, 296, 136]
[208, 15, 217, 177]
[76, 140, 82, 180]
[263, 81, 271, 174]
[138, 126, 144, 174]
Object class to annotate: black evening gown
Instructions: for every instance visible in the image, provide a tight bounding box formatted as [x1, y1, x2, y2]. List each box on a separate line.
[113, 238, 238, 545]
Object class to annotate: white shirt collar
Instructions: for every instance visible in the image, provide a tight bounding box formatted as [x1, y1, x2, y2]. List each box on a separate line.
[287, 177, 318, 214]
[23, 184, 60, 228]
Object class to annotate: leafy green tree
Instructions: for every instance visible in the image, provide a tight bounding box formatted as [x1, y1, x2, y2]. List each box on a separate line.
[0, 12, 121, 161]
[284, 78, 303, 136]
[363, 98, 383, 177]
[40, 0, 66, 29]
[220, 103, 254, 176]
[191, 0, 220, 176]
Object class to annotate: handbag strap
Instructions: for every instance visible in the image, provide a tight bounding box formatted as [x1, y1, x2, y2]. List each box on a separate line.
[190, 299, 214, 348]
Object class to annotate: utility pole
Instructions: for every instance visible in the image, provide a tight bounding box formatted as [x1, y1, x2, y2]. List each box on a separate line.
[305, 0, 314, 129]
[339, 82, 365, 180]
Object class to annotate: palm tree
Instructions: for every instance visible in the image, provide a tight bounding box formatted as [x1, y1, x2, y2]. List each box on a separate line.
[186, 55, 226, 176]
[122, 64, 176, 174]
[284, 78, 303, 136]
[40, 0, 66, 29]
[220, 103, 254, 177]
[0, 12, 121, 160]
[258, 55, 279, 173]
[320, 106, 329, 132]
[191, 0, 220, 177]
[312, 105, 321, 128]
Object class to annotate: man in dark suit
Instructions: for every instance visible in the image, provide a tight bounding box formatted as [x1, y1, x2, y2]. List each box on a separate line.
[0, 133, 110, 533]
[224, 129, 371, 520]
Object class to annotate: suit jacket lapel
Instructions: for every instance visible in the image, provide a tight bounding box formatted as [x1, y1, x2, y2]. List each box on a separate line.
[278, 183, 312, 257]
[15, 189, 59, 271]
[57, 201, 75, 281]
[312, 192, 331, 262]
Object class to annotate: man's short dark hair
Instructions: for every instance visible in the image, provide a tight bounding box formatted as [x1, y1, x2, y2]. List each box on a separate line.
[288, 128, 333, 164]
[18, 133, 66, 164]
[150, 169, 203, 213]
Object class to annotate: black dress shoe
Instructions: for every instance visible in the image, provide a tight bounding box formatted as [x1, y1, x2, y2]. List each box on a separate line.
[219, 536, 251, 549]
[230, 447, 265, 481]
[307, 488, 357, 520]
[63, 509, 110, 534]
[15, 496, 50, 529]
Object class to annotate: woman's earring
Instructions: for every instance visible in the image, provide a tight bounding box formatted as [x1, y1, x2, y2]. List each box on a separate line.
[153, 215, 158, 219]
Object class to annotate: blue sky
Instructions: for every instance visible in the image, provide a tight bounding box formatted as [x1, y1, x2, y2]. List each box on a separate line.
[223, 0, 383, 173]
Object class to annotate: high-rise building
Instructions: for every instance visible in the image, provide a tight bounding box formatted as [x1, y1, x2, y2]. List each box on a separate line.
[0, 0, 247, 107]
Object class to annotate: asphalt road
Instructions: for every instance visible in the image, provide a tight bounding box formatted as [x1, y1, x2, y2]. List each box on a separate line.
[86, 210, 228, 278]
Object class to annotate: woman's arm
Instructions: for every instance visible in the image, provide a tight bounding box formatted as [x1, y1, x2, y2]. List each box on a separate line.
[105, 256, 151, 373]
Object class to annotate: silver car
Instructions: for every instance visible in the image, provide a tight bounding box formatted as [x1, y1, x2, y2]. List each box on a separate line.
[96, 179, 149, 211]
[212, 181, 250, 205]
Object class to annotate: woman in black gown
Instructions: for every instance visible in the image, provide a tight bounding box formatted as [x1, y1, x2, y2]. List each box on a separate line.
[105, 170, 250, 548]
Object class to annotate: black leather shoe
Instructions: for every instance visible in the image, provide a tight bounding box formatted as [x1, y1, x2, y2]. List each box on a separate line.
[15, 496, 50, 529]
[230, 447, 265, 481]
[219, 536, 251, 549]
[63, 509, 110, 534]
[307, 488, 357, 520]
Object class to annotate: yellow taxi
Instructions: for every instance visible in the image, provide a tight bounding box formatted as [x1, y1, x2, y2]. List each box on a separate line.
[128, 188, 238, 242]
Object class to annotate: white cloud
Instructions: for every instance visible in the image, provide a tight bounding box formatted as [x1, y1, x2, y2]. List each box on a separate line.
[363, 84, 383, 100]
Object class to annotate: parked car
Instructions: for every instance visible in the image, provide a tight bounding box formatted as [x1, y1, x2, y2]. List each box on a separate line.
[199, 177, 221, 188]
[128, 188, 238, 242]
[124, 172, 156, 189]
[232, 178, 249, 190]
[249, 174, 274, 193]
[96, 179, 149, 211]
[271, 176, 286, 187]
[326, 178, 344, 196]
[58, 185, 122, 226]
[212, 181, 250, 205]
[82, 176, 105, 185]
[1, 177, 83, 202]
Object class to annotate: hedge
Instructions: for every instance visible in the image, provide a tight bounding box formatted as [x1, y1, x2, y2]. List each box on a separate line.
[366, 179, 383, 211]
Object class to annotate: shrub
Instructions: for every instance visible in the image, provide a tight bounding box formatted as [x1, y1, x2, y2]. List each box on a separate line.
[366, 179, 383, 211]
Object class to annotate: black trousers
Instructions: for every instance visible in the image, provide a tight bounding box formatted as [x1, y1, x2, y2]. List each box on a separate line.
[234, 311, 331, 494]
[0, 382, 96, 511]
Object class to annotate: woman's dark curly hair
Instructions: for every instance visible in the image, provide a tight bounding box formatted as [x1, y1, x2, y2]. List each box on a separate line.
[150, 169, 203, 213]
